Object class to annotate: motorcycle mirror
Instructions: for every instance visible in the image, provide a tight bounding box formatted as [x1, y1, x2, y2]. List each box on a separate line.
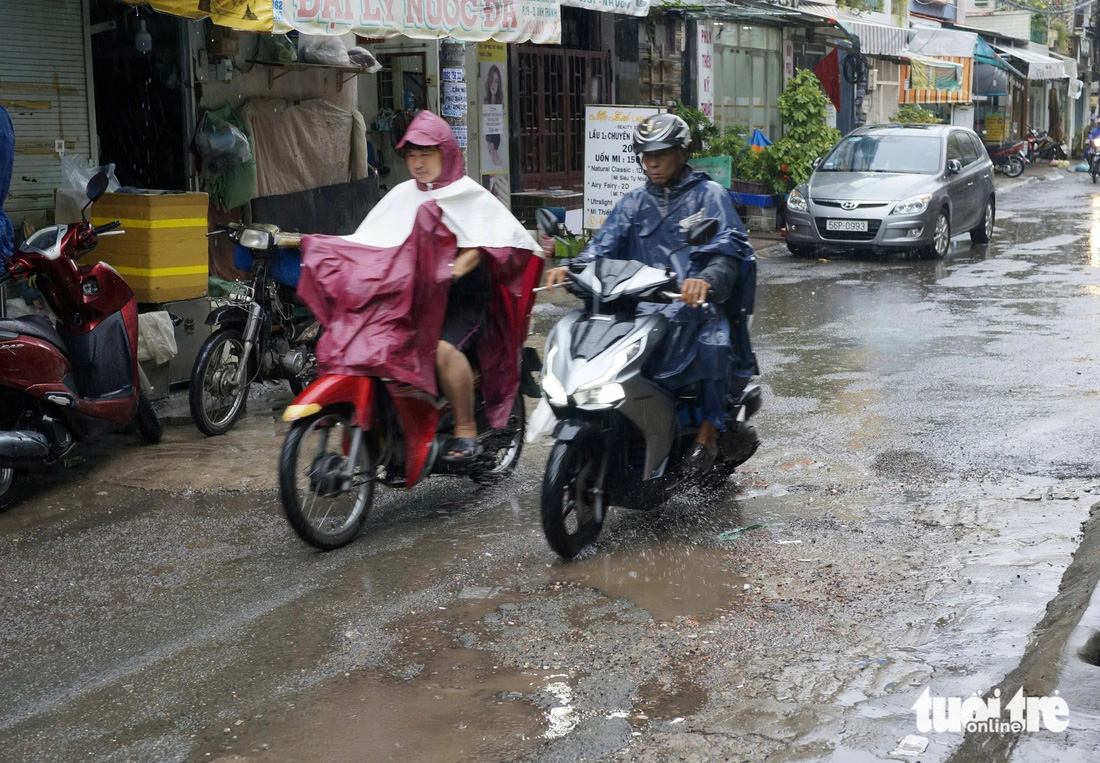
[535, 207, 563, 237]
[86, 171, 110, 203]
[946, 159, 963, 175]
[685, 217, 720, 247]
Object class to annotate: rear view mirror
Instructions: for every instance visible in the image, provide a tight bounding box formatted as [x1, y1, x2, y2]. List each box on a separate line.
[86, 171, 109, 203]
[946, 159, 963, 175]
[535, 207, 564, 238]
[686, 217, 719, 246]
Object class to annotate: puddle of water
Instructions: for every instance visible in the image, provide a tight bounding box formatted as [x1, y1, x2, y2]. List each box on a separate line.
[211, 638, 551, 762]
[545, 541, 748, 622]
[635, 675, 708, 722]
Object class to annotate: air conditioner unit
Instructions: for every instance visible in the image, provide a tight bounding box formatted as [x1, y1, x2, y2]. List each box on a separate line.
[868, 68, 879, 89]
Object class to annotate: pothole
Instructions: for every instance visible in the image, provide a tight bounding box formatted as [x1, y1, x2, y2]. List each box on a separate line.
[1078, 630, 1100, 667]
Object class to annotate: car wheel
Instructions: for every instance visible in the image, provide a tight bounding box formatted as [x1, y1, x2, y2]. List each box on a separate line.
[970, 198, 994, 245]
[786, 240, 814, 258]
[923, 210, 950, 259]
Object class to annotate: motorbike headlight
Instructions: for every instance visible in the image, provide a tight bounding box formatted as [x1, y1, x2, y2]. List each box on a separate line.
[891, 194, 932, 216]
[239, 227, 274, 250]
[787, 189, 808, 213]
[541, 346, 567, 406]
[1091, 138, 1100, 149]
[573, 384, 625, 409]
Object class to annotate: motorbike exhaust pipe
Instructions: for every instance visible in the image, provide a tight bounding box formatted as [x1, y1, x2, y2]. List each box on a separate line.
[0, 430, 50, 468]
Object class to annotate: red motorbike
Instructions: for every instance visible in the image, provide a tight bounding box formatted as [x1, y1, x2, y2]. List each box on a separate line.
[277, 248, 544, 550]
[0, 172, 161, 510]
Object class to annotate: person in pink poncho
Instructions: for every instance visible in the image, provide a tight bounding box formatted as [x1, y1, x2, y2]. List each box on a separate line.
[297, 112, 542, 462]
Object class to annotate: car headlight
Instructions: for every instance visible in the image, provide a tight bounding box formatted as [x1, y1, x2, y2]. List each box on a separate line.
[239, 227, 274, 249]
[787, 189, 808, 213]
[573, 384, 625, 409]
[892, 194, 932, 216]
[541, 346, 567, 406]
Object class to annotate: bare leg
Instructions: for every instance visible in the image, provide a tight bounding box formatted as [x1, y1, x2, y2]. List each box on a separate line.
[695, 420, 717, 450]
[436, 341, 477, 450]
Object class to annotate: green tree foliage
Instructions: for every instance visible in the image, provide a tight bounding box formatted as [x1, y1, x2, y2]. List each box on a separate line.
[889, 104, 944, 124]
[767, 69, 842, 193]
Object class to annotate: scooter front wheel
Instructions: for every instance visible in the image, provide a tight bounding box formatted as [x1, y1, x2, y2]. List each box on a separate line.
[541, 438, 606, 559]
[189, 329, 251, 436]
[279, 411, 374, 550]
[135, 391, 162, 444]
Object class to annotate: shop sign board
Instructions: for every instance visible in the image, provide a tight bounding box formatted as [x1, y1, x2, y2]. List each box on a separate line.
[479, 41, 512, 207]
[275, 0, 562, 44]
[984, 113, 1006, 142]
[697, 22, 714, 119]
[560, 0, 650, 16]
[584, 106, 660, 230]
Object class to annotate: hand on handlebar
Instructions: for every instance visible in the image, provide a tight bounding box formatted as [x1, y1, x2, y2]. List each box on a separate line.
[680, 278, 711, 308]
[544, 266, 569, 288]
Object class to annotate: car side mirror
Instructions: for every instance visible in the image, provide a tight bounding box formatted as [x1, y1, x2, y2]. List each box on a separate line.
[686, 217, 720, 247]
[811, 156, 823, 170]
[946, 159, 963, 175]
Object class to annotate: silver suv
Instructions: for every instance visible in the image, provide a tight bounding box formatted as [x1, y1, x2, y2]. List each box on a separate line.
[784, 124, 995, 259]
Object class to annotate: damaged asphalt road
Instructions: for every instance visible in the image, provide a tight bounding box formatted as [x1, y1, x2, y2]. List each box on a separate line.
[3, 168, 1100, 761]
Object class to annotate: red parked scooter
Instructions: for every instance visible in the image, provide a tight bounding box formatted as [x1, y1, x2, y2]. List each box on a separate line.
[0, 172, 161, 510]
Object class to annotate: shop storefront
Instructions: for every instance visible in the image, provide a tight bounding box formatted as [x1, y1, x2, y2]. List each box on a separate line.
[712, 23, 785, 138]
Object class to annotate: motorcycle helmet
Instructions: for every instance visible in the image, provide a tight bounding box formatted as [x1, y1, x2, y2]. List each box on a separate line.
[632, 114, 692, 154]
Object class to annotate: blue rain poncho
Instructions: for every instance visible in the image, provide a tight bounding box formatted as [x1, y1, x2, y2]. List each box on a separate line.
[577, 167, 757, 428]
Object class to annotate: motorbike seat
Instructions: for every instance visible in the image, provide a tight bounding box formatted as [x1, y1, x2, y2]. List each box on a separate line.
[0, 315, 69, 355]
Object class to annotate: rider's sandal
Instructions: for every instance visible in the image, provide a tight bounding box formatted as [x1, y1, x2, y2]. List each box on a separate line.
[684, 442, 718, 474]
[442, 436, 482, 463]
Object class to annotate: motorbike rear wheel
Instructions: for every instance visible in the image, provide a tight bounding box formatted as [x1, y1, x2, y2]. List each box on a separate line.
[1003, 155, 1025, 178]
[541, 438, 606, 559]
[135, 391, 163, 444]
[190, 328, 251, 436]
[472, 394, 525, 485]
[0, 468, 19, 512]
[280, 410, 374, 550]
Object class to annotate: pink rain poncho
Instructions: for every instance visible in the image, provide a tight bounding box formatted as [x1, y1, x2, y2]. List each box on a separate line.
[297, 112, 542, 428]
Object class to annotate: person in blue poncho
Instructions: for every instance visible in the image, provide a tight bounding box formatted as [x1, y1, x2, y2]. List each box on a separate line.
[544, 113, 757, 473]
[1086, 116, 1100, 164]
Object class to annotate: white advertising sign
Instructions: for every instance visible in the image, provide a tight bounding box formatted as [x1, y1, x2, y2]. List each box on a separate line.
[560, 0, 649, 16]
[584, 106, 659, 231]
[274, 0, 562, 44]
[697, 23, 714, 119]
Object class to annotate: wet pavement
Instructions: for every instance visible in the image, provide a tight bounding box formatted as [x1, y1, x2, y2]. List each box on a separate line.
[3, 165, 1100, 761]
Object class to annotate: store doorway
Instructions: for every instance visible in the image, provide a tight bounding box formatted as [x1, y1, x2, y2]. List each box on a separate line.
[89, 0, 188, 190]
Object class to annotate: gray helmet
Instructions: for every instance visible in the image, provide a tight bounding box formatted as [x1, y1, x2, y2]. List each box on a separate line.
[632, 113, 692, 154]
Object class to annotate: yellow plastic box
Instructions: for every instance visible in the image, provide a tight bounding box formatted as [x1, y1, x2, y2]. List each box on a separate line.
[90, 192, 209, 303]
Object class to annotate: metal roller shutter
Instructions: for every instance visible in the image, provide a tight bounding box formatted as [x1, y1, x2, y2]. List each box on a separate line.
[0, 0, 95, 226]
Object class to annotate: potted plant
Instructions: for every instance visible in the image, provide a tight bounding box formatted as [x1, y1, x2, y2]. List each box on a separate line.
[767, 69, 842, 196]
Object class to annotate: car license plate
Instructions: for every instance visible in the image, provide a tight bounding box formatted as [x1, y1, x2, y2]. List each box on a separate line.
[826, 219, 868, 232]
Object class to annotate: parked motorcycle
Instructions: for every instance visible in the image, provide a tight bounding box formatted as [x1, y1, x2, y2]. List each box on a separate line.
[277, 251, 545, 551]
[1026, 128, 1068, 162]
[984, 140, 1027, 178]
[533, 213, 762, 559]
[0, 172, 161, 510]
[189, 223, 320, 436]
